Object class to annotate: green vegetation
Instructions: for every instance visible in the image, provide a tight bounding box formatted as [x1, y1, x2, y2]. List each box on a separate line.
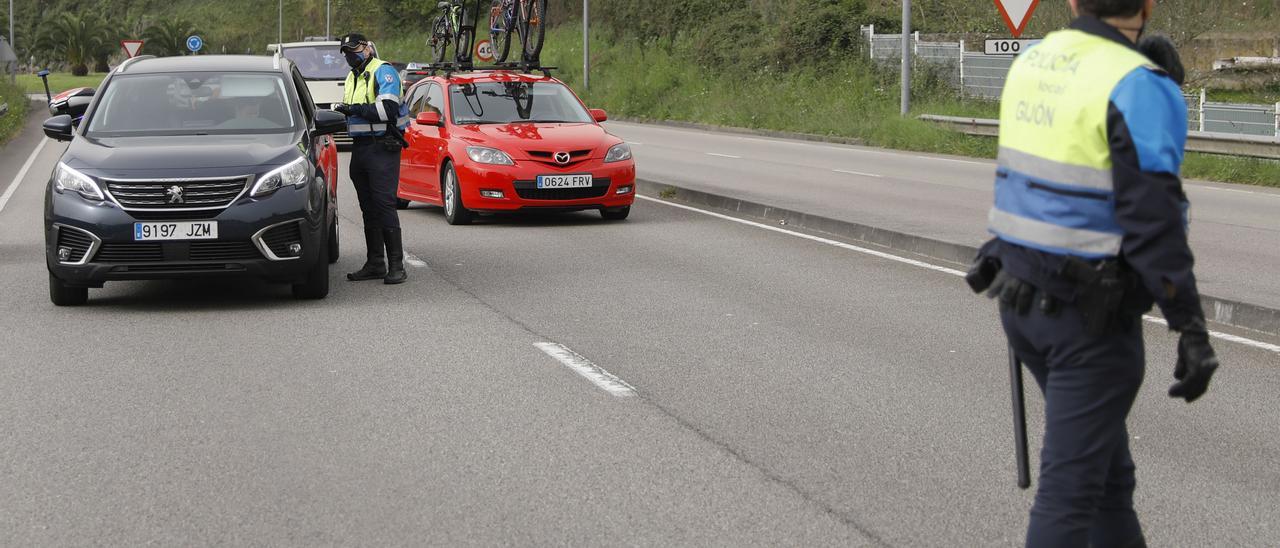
[16, 73, 106, 96]
[0, 79, 33, 145]
[1184, 154, 1280, 188]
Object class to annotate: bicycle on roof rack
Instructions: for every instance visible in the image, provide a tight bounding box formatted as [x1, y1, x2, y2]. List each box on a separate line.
[430, 0, 482, 65]
[488, 0, 548, 64]
[424, 61, 559, 78]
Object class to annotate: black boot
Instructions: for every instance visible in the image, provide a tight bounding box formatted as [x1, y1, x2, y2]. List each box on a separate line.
[383, 227, 407, 285]
[346, 227, 387, 281]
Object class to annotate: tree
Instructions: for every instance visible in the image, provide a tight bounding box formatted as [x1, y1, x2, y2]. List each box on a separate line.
[35, 13, 109, 76]
[141, 17, 200, 57]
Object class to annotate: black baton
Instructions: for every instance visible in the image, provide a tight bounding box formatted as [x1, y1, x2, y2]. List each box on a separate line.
[1009, 345, 1031, 490]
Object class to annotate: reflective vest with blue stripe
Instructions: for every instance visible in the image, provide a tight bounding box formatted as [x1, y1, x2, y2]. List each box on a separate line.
[988, 30, 1165, 259]
[342, 58, 410, 137]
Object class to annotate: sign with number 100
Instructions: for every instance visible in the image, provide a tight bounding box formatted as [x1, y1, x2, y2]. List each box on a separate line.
[985, 39, 1041, 56]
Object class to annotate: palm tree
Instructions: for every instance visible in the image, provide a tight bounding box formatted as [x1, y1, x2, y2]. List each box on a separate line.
[141, 18, 201, 57]
[36, 13, 109, 76]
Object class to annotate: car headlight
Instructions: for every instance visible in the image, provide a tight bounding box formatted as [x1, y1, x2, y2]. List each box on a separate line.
[52, 163, 104, 200]
[604, 143, 632, 163]
[251, 157, 311, 197]
[466, 146, 514, 166]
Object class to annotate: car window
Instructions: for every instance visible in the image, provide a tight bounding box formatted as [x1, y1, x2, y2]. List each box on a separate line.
[291, 68, 315, 124]
[280, 45, 347, 80]
[424, 84, 445, 116]
[86, 72, 298, 137]
[449, 81, 591, 125]
[405, 85, 426, 116]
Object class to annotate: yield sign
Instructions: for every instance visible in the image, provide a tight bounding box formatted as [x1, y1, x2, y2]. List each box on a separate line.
[995, 0, 1040, 38]
[121, 40, 144, 58]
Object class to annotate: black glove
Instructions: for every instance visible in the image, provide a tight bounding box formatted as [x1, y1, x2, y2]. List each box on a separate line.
[1169, 318, 1220, 403]
[987, 271, 1035, 315]
[1138, 34, 1186, 86]
[333, 103, 353, 117]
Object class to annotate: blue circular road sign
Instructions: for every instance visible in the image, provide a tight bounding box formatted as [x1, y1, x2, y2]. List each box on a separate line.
[186, 35, 203, 53]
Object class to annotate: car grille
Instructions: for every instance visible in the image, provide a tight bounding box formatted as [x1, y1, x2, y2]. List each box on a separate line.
[105, 177, 249, 209]
[189, 241, 262, 261]
[127, 209, 223, 221]
[55, 227, 95, 263]
[94, 241, 263, 263]
[526, 149, 593, 168]
[96, 243, 164, 263]
[513, 178, 611, 200]
[259, 222, 304, 258]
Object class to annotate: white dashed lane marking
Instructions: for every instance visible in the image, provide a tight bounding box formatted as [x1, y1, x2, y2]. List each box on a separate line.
[535, 342, 637, 397]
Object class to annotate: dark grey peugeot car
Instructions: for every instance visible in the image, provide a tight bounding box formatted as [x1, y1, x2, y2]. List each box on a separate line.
[43, 55, 347, 305]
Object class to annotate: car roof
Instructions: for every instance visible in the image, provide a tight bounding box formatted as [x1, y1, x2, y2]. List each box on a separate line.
[119, 55, 289, 75]
[274, 41, 341, 48]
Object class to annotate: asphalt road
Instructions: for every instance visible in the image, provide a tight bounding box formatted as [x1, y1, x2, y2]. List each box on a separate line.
[1, 130, 1278, 545]
[605, 122, 1280, 311]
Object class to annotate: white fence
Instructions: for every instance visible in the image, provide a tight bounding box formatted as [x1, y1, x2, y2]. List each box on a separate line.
[862, 25, 1280, 138]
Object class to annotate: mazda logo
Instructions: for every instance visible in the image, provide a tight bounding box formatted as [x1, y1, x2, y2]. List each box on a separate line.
[554, 152, 571, 165]
[166, 185, 184, 204]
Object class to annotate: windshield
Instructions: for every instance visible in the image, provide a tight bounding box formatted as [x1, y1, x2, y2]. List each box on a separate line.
[449, 81, 593, 125]
[86, 72, 297, 137]
[281, 45, 348, 80]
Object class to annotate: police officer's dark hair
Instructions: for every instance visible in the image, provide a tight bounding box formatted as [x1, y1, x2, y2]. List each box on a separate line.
[1076, 0, 1145, 18]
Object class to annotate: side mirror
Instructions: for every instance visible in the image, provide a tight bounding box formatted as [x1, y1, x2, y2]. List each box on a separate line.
[416, 111, 442, 126]
[314, 109, 346, 136]
[589, 108, 608, 123]
[43, 115, 75, 141]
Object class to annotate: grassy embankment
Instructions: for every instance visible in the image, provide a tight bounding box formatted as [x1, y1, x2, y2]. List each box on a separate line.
[0, 79, 33, 145]
[15, 73, 106, 96]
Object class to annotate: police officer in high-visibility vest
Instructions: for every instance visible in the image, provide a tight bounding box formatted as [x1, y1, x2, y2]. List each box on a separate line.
[334, 33, 411, 285]
[967, 1, 1220, 545]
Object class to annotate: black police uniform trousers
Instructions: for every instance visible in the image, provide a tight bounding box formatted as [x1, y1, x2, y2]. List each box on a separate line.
[1000, 301, 1146, 548]
[349, 138, 402, 231]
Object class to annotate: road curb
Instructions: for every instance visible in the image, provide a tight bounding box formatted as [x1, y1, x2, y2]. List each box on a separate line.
[638, 179, 1280, 339]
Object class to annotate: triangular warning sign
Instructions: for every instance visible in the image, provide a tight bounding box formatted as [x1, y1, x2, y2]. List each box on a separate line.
[121, 40, 144, 58]
[995, 0, 1040, 38]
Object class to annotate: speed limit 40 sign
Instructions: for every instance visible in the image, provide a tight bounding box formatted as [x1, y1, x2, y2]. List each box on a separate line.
[985, 39, 1041, 56]
[475, 39, 495, 63]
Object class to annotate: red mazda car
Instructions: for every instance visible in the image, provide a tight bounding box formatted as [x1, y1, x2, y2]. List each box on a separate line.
[396, 71, 636, 224]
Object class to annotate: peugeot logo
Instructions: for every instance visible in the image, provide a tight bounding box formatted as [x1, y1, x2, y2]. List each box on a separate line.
[166, 185, 185, 204]
[554, 151, 572, 165]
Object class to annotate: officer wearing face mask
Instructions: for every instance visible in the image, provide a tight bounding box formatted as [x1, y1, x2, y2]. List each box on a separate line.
[333, 33, 410, 285]
[965, 1, 1218, 546]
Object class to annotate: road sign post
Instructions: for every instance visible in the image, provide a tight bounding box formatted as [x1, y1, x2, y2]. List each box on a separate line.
[900, 0, 911, 117]
[583, 0, 589, 90]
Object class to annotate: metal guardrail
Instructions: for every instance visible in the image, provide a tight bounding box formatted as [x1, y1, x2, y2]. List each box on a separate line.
[919, 114, 1280, 160]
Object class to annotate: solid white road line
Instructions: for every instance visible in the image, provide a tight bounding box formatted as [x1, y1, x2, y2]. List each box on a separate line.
[638, 194, 1280, 355]
[534, 342, 637, 397]
[833, 169, 884, 178]
[0, 138, 50, 215]
[705, 152, 742, 159]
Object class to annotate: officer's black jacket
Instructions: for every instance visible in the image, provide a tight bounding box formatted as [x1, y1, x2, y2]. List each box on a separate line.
[982, 16, 1204, 331]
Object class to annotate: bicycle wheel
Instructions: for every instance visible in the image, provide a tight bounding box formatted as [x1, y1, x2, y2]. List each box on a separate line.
[430, 15, 451, 64]
[489, 0, 513, 63]
[519, 0, 547, 63]
[455, 26, 474, 64]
